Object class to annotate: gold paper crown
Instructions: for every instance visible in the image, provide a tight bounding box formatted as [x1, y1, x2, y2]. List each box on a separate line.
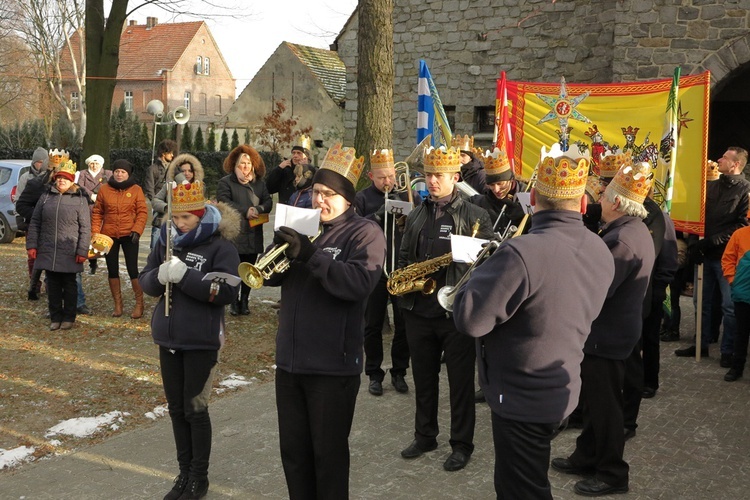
[452, 134, 474, 151]
[370, 149, 395, 170]
[610, 162, 653, 204]
[599, 150, 632, 178]
[482, 148, 511, 177]
[56, 160, 77, 178]
[87, 233, 114, 259]
[295, 134, 312, 151]
[424, 146, 461, 173]
[320, 143, 364, 187]
[49, 148, 70, 166]
[706, 160, 720, 181]
[585, 175, 607, 203]
[172, 180, 206, 212]
[535, 143, 590, 199]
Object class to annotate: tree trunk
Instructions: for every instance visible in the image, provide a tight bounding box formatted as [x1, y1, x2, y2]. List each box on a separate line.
[83, 0, 128, 165]
[355, 0, 394, 189]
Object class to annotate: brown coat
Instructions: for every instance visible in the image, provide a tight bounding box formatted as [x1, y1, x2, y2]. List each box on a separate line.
[92, 178, 148, 239]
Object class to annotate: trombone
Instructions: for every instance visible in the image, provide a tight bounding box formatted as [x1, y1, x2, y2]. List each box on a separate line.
[239, 228, 322, 289]
[383, 161, 416, 276]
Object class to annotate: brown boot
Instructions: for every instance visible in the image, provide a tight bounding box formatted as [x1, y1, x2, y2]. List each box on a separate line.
[130, 278, 144, 319]
[108, 278, 123, 317]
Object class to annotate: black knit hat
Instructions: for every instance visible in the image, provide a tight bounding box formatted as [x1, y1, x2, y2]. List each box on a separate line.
[111, 159, 133, 176]
[312, 168, 356, 204]
[291, 145, 312, 160]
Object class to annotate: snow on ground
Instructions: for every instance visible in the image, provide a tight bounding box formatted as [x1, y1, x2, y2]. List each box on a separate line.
[144, 404, 168, 420]
[215, 373, 254, 394]
[45, 411, 128, 439]
[0, 445, 35, 469]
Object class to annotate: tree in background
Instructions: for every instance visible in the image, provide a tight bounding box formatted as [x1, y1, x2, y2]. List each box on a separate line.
[194, 127, 205, 151]
[0, 119, 48, 149]
[256, 99, 312, 154]
[206, 126, 216, 152]
[220, 130, 229, 151]
[181, 123, 193, 151]
[244, 128, 250, 145]
[51, 114, 77, 149]
[355, 0, 394, 189]
[230, 130, 239, 150]
[139, 123, 150, 149]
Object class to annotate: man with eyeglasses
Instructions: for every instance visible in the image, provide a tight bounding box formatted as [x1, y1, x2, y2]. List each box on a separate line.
[265, 144, 386, 499]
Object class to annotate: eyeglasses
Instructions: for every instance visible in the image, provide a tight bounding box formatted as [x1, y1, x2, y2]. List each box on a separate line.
[312, 189, 339, 200]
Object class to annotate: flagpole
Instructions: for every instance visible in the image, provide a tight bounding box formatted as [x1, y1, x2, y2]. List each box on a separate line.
[664, 66, 681, 214]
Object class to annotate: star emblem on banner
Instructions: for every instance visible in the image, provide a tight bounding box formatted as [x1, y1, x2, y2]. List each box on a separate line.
[536, 77, 592, 127]
[677, 101, 693, 135]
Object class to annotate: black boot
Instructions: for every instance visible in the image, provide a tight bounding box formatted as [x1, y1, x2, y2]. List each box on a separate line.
[229, 298, 240, 316]
[725, 360, 744, 382]
[239, 288, 250, 315]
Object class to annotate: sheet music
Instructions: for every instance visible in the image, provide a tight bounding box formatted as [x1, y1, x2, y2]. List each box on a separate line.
[450, 234, 489, 264]
[274, 204, 321, 236]
[385, 199, 413, 217]
[515, 192, 533, 214]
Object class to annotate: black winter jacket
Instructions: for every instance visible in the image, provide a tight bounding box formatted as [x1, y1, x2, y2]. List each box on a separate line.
[265, 164, 296, 204]
[216, 173, 272, 254]
[703, 173, 750, 259]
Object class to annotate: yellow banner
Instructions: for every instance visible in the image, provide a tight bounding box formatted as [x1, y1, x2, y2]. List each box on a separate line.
[507, 72, 710, 235]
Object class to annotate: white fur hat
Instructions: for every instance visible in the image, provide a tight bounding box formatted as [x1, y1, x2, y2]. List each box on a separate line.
[85, 154, 105, 166]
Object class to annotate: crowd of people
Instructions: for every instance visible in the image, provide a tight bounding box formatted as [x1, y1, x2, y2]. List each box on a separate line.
[12, 138, 750, 499]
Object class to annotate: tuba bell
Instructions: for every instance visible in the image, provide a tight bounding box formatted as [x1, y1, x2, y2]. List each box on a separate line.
[239, 228, 322, 289]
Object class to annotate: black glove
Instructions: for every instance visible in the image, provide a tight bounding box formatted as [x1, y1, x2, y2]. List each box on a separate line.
[130, 232, 140, 245]
[373, 204, 386, 223]
[275, 226, 316, 262]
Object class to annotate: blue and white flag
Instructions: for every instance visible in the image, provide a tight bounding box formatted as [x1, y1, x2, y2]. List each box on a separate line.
[417, 60, 452, 147]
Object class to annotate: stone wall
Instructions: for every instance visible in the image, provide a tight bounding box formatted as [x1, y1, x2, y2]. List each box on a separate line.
[339, 0, 750, 159]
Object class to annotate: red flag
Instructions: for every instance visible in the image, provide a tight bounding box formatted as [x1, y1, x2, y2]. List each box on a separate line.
[493, 71, 516, 172]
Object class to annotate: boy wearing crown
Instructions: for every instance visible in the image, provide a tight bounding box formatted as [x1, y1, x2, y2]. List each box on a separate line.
[397, 146, 492, 472]
[453, 134, 487, 194]
[354, 149, 421, 397]
[139, 179, 241, 500]
[552, 161, 655, 496]
[267, 135, 312, 205]
[453, 145, 614, 498]
[265, 144, 386, 499]
[469, 148, 527, 232]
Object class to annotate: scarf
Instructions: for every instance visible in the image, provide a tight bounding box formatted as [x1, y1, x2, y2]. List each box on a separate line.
[161, 203, 222, 250]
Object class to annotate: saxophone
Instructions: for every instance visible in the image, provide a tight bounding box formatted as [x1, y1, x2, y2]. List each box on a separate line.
[386, 220, 481, 296]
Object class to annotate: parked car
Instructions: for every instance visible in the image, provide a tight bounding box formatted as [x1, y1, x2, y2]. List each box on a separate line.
[0, 159, 31, 243]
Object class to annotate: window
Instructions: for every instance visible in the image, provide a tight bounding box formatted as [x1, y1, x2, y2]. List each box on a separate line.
[204, 57, 210, 75]
[71, 91, 79, 112]
[215, 95, 222, 115]
[444, 105, 456, 133]
[474, 106, 495, 134]
[195, 56, 202, 74]
[124, 91, 133, 112]
[200, 93, 207, 115]
[184, 91, 191, 110]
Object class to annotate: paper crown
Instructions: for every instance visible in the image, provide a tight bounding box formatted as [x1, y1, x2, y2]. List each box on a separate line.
[452, 134, 473, 151]
[48, 148, 69, 165]
[319, 143, 364, 187]
[370, 149, 395, 170]
[535, 143, 590, 199]
[424, 146, 461, 173]
[87, 233, 114, 259]
[172, 180, 206, 212]
[706, 160, 720, 181]
[295, 134, 312, 151]
[55, 160, 77, 178]
[610, 162, 653, 204]
[482, 148, 512, 178]
[599, 150, 632, 178]
[585, 175, 608, 203]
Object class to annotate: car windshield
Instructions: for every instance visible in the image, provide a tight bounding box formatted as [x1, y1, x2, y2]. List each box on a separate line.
[0, 167, 11, 186]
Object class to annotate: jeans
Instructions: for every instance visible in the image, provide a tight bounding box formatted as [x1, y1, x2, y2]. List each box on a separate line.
[699, 258, 736, 353]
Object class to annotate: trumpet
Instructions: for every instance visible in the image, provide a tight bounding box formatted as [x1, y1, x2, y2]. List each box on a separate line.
[437, 240, 500, 312]
[239, 228, 322, 289]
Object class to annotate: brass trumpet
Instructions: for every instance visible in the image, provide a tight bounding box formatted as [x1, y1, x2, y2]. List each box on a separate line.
[239, 229, 321, 289]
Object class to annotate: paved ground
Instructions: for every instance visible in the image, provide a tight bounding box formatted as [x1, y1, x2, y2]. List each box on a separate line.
[4, 293, 750, 499]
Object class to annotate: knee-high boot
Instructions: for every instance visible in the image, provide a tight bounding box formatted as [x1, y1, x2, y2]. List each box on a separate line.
[130, 279, 144, 319]
[239, 286, 250, 315]
[109, 278, 123, 317]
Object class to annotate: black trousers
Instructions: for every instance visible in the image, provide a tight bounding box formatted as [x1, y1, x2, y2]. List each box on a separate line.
[238, 253, 258, 298]
[622, 339, 643, 431]
[364, 275, 410, 381]
[46, 271, 77, 323]
[403, 310, 475, 455]
[159, 347, 218, 480]
[105, 236, 140, 279]
[733, 301, 750, 368]
[569, 354, 629, 488]
[492, 413, 560, 500]
[276, 368, 360, 500]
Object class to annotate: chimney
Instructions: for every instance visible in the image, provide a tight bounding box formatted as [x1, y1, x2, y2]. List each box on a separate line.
[146, 17, 158, 29]
[128, 20, 137, 26]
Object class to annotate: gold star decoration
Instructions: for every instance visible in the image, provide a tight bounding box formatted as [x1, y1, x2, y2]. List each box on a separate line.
[677, 101, 693, 135]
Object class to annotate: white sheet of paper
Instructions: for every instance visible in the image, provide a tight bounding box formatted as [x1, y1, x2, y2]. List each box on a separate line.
[202, 272, 242, 287]
[385, 199, 413, 217]
[274, 204, 321, 236]
[450, 234, 489, 264]
[515, 192, 534, 214]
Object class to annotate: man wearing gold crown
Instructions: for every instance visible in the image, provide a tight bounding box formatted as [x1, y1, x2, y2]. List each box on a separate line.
[553, 161, 655, 496]
[354, 149, 421, 397]
[267, 136, 312, 205]
[453, 144, 614, 498]
[453, 135, 487, 194]
[265, 144, 386, 499]
[396, 146, 492, 472]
